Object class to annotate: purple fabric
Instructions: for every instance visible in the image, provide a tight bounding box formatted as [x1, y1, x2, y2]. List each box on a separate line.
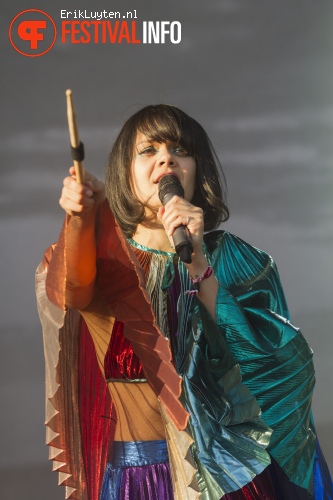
[120, 462, 173, 500]
[167, 263, 181, 364]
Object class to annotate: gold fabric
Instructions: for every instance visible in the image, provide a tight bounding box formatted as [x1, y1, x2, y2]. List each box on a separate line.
[159, 403, 200, 500]
[36, 262, 88, 499]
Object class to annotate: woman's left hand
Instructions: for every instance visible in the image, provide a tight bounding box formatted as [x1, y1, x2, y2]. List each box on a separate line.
[158, 195, 205, 262]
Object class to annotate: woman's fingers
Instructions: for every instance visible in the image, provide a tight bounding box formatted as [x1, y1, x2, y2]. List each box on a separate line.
[160, 196, 204, 251]
[59, 167, 105, 215]
[59, 188, 94, 214]
[162, 198, 202, 232]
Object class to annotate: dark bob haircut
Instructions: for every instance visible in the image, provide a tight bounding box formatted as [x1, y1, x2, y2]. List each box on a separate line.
[105, 104, 229, 238]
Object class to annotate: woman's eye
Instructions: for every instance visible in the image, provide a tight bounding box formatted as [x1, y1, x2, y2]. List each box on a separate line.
[173, 146, 190, 156]
[137, 144, 190, 156]
[139, 146, 156, 155]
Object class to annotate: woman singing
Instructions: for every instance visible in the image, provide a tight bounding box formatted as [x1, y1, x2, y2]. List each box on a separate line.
[36, 104, 332, 499]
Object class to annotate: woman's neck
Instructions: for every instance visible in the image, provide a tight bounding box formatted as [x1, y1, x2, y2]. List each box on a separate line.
[132, 223, 175, 252]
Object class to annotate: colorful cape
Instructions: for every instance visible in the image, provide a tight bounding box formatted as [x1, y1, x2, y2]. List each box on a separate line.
[36, 201, 330, 499]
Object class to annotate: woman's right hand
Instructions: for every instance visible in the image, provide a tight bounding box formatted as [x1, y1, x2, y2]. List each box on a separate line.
[59, 166, 106, 217]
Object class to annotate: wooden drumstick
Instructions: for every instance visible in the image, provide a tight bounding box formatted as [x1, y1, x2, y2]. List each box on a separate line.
[66, 89, 85, 184]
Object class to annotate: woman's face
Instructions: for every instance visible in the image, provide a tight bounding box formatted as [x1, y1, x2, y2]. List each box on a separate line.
[131, 132, 196, 211]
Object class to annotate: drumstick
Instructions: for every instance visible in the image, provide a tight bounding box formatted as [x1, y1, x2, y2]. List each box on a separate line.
[66, 89, 85, 184]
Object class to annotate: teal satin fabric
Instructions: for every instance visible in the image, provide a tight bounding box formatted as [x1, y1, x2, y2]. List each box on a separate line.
[194, 231, 316, 494]
[128, 232, 316, 497]
[175, 251, 271, 498]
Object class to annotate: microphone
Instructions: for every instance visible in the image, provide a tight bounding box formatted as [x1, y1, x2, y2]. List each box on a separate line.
[158, 174, 193, 263]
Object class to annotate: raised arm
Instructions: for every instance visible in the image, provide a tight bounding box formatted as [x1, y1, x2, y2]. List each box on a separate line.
[59, 166, 106, 309]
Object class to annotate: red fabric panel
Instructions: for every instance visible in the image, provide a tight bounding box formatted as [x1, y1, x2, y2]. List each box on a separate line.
[79, 320, 116, 500]
[221, 466, 276, 499]
[104, 320, 144, 380]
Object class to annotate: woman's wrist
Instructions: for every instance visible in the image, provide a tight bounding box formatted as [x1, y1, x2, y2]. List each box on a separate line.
[185, 265, 213, 296]
[185, 251, 208, 278]
[185, 251, 218, 319]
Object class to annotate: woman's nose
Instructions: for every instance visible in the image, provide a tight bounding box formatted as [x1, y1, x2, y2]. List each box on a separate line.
[158, 147, 175, 166]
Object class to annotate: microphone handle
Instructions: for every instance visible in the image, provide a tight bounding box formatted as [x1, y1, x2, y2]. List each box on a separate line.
[163, 192, 193, 263]
[173, 226, 193, 264]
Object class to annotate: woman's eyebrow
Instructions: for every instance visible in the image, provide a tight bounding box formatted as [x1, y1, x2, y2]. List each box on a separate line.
[136, 140, 153, 146]
[136, 140, 179, 147]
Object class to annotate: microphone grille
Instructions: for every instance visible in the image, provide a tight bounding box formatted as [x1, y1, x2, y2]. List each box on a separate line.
[158, 175, 184, 203]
